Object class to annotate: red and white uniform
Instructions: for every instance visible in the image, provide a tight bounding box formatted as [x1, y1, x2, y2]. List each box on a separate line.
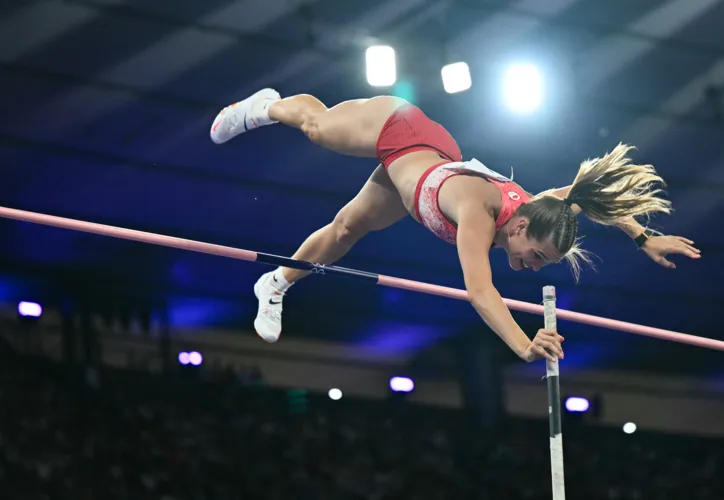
[413, 159, 530, 245]
[374, 104, 530, 245]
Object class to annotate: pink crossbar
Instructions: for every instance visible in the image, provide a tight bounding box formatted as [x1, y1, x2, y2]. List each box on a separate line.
[376, 275, 723, 352]
[1, 206, 721, 352]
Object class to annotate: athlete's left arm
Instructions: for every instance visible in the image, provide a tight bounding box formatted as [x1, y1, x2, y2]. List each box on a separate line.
[539, 186, 701, 268]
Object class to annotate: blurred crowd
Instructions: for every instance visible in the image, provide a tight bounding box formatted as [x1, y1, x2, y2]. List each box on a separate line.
[0, 353, 721, 500]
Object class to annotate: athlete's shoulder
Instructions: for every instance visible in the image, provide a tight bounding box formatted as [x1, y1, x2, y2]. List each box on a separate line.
[440, 173, 500, 225]
[444, 158, 513, 182]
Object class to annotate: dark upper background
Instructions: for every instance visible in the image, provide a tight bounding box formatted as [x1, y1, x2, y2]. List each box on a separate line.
[0, 0, 722, 376]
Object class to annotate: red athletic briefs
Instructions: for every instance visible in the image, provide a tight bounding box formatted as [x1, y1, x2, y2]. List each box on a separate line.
[375, 104, 462, 169]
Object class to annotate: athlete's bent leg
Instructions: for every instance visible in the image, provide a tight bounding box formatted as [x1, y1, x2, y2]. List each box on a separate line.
[210, 88, 406, 157]
[253, 165, 408, 342]
[282, 165, 407, 282]
[268, 94, 405, 157]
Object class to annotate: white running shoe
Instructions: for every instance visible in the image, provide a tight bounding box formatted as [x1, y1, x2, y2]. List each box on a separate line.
[253, 270, 289, 343]
[210, 88, 281, 144]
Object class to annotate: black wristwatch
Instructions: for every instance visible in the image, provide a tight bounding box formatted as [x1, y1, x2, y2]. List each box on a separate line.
[634, 229, 654, 248]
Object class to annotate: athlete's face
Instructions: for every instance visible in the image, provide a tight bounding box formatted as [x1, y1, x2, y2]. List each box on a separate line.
[505, 219, 561, 272]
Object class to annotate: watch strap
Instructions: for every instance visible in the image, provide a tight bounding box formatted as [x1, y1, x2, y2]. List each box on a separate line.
[634, 229, 654, 248]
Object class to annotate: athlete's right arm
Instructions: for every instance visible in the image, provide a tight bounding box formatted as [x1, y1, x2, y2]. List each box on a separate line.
[454, 204, 539, 360]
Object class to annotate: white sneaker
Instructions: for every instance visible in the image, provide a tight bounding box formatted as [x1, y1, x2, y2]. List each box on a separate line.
[210, 88, 281, 144]
[253, 270, 288, 343]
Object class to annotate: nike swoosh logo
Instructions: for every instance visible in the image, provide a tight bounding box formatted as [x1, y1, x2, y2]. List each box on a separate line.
[269, 298, 282, 305]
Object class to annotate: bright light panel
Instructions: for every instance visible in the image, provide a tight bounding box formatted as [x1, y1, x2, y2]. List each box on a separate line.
[18, 301, 42, 317]
[366, 45, 396, 87]
[502, 63, 543, 113]
[565, 397, 590, 412]
[441, 62, 471, 94]
[389, 376, 414, 393]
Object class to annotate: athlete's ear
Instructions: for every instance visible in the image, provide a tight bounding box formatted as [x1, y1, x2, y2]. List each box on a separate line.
[515, 217, 528, 235]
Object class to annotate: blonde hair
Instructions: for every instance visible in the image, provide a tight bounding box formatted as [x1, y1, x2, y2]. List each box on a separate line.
[567, 142, 671, 224]
[520, 143, 672, 281]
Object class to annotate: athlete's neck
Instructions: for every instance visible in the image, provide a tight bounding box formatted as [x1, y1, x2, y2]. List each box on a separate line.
[493, 220, 512, 250]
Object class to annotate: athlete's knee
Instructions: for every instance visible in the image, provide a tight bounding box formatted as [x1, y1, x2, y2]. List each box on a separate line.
[331, 210, 371, 245]
[300, 110, 323, 144]
[290, 95, 326, 143]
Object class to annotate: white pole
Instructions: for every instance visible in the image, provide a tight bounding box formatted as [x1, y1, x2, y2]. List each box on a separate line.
[543, 285, 565, 499]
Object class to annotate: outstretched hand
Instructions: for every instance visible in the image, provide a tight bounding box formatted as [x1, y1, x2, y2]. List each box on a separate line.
[642, 235, 701, 269]
[521, 329, 564, 363]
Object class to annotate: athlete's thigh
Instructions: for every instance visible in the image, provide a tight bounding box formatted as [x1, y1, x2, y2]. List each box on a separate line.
[316, 96, 407, 157]
[338, 164, 409, 231]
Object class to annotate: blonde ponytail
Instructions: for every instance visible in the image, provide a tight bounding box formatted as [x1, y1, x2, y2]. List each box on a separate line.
[567, 143, 671, 225]
[520, 143, 672, 282]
